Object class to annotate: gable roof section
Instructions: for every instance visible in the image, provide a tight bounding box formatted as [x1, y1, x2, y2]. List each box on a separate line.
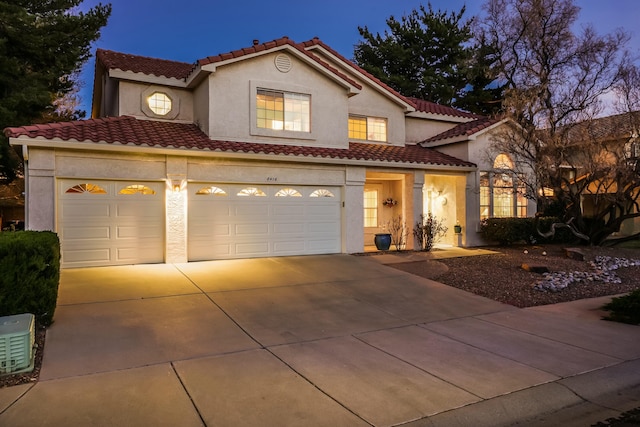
[5, 116, 474, 168]
[96, 49, 194, 80]
[195, 36, 362, 91]
[420, 116, 504, 147]
[298, 38, 415, 111]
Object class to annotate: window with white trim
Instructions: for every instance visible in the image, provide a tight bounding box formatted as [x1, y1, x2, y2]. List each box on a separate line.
[363, 188, 378, 227]
[256, 89, 310, 132]
[480, 154, 527, 219]
[349, 115, 387, 142]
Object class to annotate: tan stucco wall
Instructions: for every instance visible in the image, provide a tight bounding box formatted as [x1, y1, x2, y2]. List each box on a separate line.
[347, 86, 407, 147]
[118, 81, 194, 122]
[206, 53, 349, 148]
[193, 78, 210, 135]
[405, 117, 460, 145]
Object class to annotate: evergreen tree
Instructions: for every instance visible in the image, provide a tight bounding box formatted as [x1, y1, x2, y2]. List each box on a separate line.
[0, 0, 111, 183]
[353, 2, 502, 114]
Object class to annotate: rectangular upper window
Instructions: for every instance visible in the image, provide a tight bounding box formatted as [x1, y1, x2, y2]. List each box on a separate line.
[349, 115, 387, 142]
[256, 89, 310, 132]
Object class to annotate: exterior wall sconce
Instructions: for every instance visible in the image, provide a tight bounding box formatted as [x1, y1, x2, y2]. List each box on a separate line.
[167, 174, 186, 193]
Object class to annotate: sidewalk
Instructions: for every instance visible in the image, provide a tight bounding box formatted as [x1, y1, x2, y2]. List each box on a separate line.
[0, 255, 638, 426]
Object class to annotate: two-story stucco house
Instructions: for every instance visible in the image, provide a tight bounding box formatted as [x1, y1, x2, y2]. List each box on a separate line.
[4, 36, 536, 268]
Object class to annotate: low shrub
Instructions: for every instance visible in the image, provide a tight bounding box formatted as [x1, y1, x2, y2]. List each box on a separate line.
[601, 289, 640, 325]
[480, 217, 576, 245]
[0, 231, 60, 326]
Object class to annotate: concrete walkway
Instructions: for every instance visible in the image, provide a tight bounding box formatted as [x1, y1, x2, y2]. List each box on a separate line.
[0, 254, 638, 426]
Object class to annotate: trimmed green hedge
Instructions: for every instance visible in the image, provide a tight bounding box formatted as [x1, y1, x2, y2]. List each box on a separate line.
[480, 217, 576, 245]
[0, 231, 60, 326]
[601, 290, 640, 325]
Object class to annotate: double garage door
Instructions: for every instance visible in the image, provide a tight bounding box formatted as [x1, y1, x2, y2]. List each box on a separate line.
[188, 184, 342, 261]
[58, 180, 342, 267]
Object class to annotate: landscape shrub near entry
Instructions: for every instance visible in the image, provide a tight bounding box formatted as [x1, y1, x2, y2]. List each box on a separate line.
[0, 231, 60, 326]
[480, 217, 575, 245]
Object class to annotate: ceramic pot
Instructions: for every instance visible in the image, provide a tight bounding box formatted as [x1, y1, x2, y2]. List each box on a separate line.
[374, 233, 392, 250]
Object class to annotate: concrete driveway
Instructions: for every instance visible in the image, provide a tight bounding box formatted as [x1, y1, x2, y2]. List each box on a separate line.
[0, 254, 639, 426]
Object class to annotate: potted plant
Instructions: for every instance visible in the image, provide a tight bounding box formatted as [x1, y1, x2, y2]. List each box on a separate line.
[374, 233, 392, 250]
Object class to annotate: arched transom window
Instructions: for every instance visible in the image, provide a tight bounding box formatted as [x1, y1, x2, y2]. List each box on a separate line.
[65, 183, 107, 194]
[275, 188, 302, 197]
[237, 187, 266, 197]
[119, 184, 156, 195]
[310, 189, 335, 198]
[196, 186, 227, 196]
[480, 153, 527, 220]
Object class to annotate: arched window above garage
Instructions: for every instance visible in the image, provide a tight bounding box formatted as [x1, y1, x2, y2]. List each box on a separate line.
[65, 183, 107, 194]
[275, 188, 302, 197]
[310, 189, 335, 197]
[196, 186, 227, 196]
[119, 184, 156, 195]
[237, 187, 266, 197]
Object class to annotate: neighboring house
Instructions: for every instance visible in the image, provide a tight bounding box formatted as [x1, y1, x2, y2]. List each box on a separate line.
[562, 112, 640, 238]
[4, 36, 535, 268]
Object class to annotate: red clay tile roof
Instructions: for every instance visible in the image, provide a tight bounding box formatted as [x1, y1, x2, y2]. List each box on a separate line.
[564, 111, 640, 142]
[421, 116, 502, 144]
[96, 49, 194, 80]
[408, 97, 481, 120]
[299, 38, 415, 109]
[5, 116, 475, 168]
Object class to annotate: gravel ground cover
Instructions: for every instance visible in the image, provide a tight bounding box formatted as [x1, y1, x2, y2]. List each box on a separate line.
[389, 244, 640, 308]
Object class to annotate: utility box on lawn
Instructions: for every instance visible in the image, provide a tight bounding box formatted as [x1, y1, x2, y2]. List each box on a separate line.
[0, 313, 35, 375]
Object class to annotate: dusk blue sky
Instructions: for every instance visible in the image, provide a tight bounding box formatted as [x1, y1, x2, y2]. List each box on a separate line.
[77, 0, 640, 114]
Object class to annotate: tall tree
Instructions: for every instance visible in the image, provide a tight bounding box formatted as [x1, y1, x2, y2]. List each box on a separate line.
[353, 2, 503, 114]
[0, 0, 111, 183]
[479, 0, 638, 244]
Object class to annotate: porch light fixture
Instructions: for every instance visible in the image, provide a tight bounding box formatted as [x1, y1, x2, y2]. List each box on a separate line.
[167, 174, 186, 193]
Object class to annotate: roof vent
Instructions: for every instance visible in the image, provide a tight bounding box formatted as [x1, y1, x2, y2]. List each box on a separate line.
[274, 54, 292, 73]
[0, 313, 35, 375]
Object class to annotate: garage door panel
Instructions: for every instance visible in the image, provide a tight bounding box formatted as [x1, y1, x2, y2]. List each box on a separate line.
[65, 203, 111, 218]
[307, 205, 341, 217]
[63, 248, 111, 264]
[235, 242, 270, 255]
[273, 204, 305, 216]
[273, 222, 304, 234]
[116, 202, 160, 218]
[64, 226, 111, 240]
[307, 222, 339, 234]
[236, 223, 269, 235]
[116, 225, 163, 239]
[235, 204, 269, 216]
[273, 241, 306, 253]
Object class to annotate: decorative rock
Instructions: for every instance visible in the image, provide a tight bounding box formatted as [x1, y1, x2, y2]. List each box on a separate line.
[564, 247, 586, 261]
[533, 255, 640, 292]
[521, 263, 550, 274]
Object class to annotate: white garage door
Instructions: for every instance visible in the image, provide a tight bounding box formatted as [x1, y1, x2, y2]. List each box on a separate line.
[58, 180, 165, 268]
[188, 184, 341, 261]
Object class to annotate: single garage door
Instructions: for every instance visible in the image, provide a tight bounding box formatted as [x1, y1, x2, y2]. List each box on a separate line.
[58, 179, 165, 268]
[188, 184, 341, 260]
